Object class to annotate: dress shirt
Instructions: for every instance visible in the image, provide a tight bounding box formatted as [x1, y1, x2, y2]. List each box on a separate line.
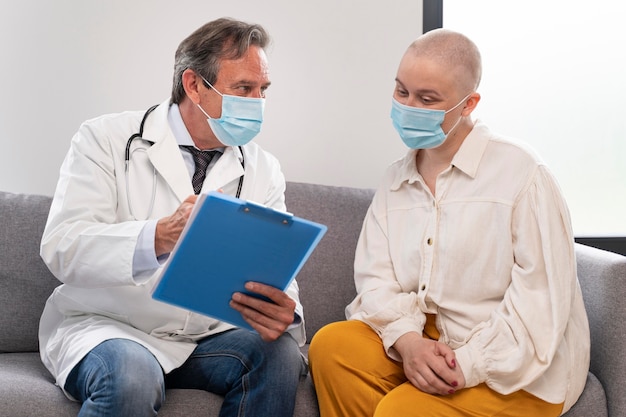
[346, 121, 589, 411]
[132, 104, 224, 276]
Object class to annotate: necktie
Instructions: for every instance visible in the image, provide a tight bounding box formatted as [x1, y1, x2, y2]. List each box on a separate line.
[182, 146, 218, 194]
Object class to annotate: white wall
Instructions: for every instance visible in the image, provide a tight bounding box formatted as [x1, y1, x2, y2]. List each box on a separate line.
[0, 0, 422, 196]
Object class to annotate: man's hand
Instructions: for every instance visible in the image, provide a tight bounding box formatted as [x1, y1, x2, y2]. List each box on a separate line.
[230, 282, 296, 342]
[155, 195, 198, 257]
[393, 332, 465, 395]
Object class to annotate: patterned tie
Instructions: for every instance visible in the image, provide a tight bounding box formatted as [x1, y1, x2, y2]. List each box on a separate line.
[182, 146, 219, 194]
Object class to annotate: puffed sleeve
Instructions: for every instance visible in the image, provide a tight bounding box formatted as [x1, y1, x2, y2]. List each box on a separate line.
[454, 165, 578, 393]
[346, 182, 426, 360]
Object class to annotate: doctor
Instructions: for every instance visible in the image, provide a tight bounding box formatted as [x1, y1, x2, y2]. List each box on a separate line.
[39, 17, 306, 417]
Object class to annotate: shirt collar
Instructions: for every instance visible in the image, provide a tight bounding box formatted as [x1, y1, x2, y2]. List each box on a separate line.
[168, 103, 194, 147]
[450, 120, 490, 178]
[390, 120, 491, 190]
[167, 103, 224, 153]
[390, 149, 421, 191]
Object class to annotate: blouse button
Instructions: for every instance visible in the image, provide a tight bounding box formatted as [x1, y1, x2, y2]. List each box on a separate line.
[427, 237, 433, 245]
[420, 284, 427, 291]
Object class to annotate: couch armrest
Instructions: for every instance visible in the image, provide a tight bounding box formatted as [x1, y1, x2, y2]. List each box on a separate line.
[575, 243, 626, 417]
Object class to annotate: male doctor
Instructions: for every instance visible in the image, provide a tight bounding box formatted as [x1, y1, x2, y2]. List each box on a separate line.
[39, 17, 306, 417]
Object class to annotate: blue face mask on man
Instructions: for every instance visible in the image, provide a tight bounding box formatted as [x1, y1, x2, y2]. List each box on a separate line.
[390, 94, 470, 149]
[197, 76, 265, 147]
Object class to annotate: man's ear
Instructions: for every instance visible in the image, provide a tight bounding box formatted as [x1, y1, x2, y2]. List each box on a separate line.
[461, 92, 481, 116]
[182, 69, 202, 105]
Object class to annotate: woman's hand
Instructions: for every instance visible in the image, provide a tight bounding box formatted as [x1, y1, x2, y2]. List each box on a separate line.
[393, 332, 466, 395]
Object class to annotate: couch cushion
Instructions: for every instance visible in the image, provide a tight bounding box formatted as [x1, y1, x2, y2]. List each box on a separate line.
[0, 352, 320, 417]
[0, 352, 223, 417]
[285, 182, 374, 342]
[0, 191, 58, 353]
[575, 243, 626, 417]
[562, 372, 607, 416]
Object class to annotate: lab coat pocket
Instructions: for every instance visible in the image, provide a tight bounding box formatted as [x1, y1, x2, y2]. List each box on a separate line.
[52, 288, 131, 324]
[148, 311, 223, 341]
[182, 311, 223, 336]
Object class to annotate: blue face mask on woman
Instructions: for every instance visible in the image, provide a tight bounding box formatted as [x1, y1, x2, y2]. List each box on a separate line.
[390, 94, 470, 149]
[197, 76, 265, 147]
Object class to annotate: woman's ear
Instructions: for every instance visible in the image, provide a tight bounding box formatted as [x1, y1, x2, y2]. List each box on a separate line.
[462, 92, 481, 116]
[182, 69, 202, 105]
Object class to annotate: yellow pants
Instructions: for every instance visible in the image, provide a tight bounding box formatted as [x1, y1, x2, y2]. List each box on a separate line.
[308, 319, 564, 417]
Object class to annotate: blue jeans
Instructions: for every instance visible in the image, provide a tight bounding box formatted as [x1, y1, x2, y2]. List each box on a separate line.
[65, 329, 306, 417]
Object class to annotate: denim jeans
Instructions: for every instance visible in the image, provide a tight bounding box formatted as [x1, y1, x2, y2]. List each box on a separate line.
[65, 329, 307, 417]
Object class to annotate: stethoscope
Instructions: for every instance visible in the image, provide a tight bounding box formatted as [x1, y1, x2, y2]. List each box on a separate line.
[124, 104, 245, 220]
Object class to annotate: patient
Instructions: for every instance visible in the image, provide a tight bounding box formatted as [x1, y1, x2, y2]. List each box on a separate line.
[308, 28, 590, 417]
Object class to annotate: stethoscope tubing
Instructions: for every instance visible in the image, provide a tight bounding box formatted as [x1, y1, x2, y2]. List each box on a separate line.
[124, 104, 245, 220]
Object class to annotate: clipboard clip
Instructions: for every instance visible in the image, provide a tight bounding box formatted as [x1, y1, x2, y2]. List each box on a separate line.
[239, 200, 294, 225]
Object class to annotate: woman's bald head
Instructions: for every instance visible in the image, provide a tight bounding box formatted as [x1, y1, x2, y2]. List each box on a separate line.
[406, 29, 482, 94]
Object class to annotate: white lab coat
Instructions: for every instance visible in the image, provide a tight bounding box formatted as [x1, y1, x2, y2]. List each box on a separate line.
[38, 100, 305, 396]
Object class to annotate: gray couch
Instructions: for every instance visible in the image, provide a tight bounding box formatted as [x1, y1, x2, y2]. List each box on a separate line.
[1, 181, 625, 417]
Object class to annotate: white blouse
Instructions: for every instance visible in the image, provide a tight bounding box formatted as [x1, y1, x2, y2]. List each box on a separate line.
[347, 121, 589, 412]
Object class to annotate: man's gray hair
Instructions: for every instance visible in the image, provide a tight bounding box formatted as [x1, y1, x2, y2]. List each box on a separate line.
[170, 17, 270, 104]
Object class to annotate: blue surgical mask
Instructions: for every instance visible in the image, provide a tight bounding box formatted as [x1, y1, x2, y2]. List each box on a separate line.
[390, 95, 469, 149]
[197, 76, 265, 147]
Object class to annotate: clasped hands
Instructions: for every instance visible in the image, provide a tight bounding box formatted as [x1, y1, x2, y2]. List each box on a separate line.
[393, 332, 466, 395]
[154, 195, 296, 342]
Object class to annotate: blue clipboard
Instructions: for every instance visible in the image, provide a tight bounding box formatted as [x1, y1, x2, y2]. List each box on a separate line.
[151, 191, 327, 331]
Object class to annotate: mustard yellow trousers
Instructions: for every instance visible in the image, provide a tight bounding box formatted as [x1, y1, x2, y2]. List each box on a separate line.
[308, 319, 563, 417]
